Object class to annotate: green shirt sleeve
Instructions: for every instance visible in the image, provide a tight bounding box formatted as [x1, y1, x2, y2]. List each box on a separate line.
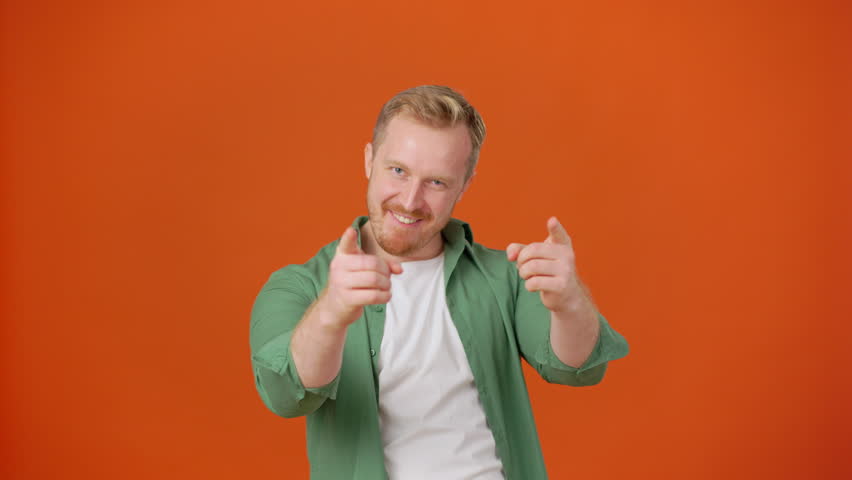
[513, 275, 629, 387]
[250, 266, 340, 418]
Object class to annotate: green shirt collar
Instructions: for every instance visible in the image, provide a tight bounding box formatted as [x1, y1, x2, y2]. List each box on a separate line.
[349, 215, 474, 286]
[349, 216, 473, 250]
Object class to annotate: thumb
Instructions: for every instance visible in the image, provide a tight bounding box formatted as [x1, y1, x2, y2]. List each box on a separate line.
[506, 243, 525, 262]
[387, 260, 404, 275]
[337, 227, 363, 255]
[545, 216, 572, 245]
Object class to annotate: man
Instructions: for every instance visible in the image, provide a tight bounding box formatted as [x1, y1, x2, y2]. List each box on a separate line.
[249, 85, 629, 479]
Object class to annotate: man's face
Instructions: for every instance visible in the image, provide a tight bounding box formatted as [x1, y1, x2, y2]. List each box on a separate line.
[364, 114, 473, 260]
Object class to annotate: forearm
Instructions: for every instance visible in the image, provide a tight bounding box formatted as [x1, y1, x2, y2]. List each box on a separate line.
[550, 287, 600, 368]
[290, 289, 358, 388]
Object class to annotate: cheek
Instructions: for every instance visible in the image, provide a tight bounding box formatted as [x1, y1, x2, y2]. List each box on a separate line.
[426, 194, 456, 216]
[369, 181, 397, 203]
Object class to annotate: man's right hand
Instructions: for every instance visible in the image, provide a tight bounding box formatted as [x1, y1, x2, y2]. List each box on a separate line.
[318, 226, 403, 329]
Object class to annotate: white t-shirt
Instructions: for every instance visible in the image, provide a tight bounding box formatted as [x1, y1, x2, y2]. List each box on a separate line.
[377, 253, 504, 479]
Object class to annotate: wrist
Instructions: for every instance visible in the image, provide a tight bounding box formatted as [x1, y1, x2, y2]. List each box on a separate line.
[552, 292, 595, 322]
[315, 290, 361, 332]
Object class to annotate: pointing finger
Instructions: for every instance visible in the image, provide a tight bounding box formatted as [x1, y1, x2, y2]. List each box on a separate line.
[337, 227, 363, 255]
[545, 216, 572, 246]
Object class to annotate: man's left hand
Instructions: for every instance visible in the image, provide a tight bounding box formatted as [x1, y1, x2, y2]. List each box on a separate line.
[506, 216, 587, 313]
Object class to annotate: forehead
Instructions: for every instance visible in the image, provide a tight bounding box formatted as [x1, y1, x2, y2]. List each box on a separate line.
[376, 114, 471, 177]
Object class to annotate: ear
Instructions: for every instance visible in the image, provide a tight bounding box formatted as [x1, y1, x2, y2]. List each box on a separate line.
[364, 142, 374, 179]
[457, 170, 475, 202]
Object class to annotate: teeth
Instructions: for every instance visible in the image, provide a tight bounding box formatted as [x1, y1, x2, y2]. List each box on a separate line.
[392, 212, 417, 224]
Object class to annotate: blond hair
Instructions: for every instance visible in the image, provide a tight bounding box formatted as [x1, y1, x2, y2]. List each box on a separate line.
[371, 85, 486, 180]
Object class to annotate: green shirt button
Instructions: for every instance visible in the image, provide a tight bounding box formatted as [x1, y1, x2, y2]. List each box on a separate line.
[370, 349, 376, 357]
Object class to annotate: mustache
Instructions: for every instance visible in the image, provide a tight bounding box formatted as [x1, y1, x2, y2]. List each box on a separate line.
[382, 202, 431, 221]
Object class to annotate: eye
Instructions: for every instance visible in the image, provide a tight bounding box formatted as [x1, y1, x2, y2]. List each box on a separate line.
[430, 179, 444, 187]
[391, 167, 404, 175]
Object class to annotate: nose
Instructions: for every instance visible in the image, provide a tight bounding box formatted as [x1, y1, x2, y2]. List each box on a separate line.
[400, 181, 425, 213]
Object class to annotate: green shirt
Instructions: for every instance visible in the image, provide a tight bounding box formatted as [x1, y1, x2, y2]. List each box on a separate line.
[249, 216, 629, 479]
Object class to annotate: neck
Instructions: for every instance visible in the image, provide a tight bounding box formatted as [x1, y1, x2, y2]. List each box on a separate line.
[360, 221, 444, 264]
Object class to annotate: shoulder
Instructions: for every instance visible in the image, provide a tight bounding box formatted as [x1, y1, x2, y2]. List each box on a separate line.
[263, 238, 339, 297]
[467, 241, 511, 267]
[266, 216, 368, 288]
[445, 217, 518, 285]
[464, 240, 520, 291]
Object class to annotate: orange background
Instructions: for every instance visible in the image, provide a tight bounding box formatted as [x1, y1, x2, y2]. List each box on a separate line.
[3, 0, 851, 478]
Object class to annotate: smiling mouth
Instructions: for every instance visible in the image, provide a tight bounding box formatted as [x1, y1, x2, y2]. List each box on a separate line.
[390, 211, 422, 225]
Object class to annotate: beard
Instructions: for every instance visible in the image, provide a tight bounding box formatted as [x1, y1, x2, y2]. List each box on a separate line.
[365, 183, 450, 257]
[367, 199, 438, 256]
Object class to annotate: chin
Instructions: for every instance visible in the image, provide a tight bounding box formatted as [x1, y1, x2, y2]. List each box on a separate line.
[377, 233, 421, 257]
[377, 227, 433, 257]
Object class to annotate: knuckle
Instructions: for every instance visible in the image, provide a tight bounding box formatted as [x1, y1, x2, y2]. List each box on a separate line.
[367, 256, 385, 272]
[521, 261, 540, 277]
[355, 256, 369, 270]
[337, 292, 354, 307]
[328, 271, 342, 285]
[370, 291, 389, 304]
